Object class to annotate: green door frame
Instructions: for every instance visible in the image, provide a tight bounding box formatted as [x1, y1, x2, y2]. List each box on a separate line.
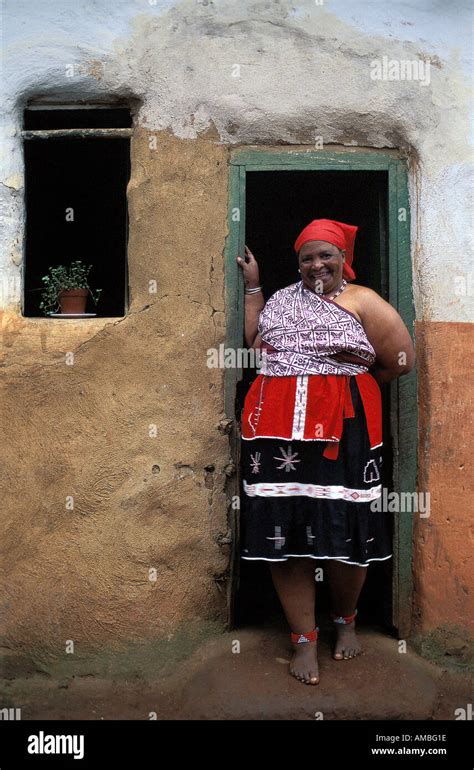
[224, 149, 417, 638]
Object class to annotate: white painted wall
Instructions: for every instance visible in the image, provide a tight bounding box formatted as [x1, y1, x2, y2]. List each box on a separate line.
[2, 0, 472, 321]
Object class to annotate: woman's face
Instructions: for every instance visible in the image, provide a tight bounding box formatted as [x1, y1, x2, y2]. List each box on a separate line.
[298, 240, 345, 294]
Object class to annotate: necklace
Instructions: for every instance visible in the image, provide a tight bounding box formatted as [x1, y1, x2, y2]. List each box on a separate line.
[302, 277, 348, 299]
[326, 278, 347, 300]
[300, 278, 347, 300]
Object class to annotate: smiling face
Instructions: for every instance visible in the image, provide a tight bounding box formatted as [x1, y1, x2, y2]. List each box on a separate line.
[298, 240, 345, 294]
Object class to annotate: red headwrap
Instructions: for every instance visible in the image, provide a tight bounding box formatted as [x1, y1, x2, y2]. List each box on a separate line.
[294, 218, 358, 282]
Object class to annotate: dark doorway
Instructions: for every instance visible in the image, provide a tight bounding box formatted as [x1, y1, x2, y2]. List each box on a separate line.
[234, 170, 394, 634]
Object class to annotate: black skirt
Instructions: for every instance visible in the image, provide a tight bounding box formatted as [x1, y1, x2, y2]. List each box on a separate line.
[240, 377, 392, 566]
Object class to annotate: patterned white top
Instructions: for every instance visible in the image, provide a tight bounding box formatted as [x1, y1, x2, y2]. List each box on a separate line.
[258, 281, 376, 376]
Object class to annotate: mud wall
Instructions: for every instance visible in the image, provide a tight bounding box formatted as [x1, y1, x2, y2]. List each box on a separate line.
[1, 129, 231, 668]
[1, 0, 472, 668]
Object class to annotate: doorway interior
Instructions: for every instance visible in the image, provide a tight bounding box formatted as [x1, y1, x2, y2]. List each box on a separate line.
[235, 169, 392, 633]
[224, 150, 417, 639]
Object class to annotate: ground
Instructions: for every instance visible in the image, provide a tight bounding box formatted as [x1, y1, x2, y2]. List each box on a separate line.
[1, 620, 472, 721]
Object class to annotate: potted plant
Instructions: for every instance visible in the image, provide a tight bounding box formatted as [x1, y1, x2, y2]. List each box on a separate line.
[39, 261, 102, 316]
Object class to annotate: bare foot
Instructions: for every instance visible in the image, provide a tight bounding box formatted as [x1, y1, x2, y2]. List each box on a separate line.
[333, 620, 362, 660]
[290, 641, 320, 684]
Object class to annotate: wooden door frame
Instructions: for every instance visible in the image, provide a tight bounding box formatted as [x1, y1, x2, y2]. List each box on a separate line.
[224, 148, 417, 638]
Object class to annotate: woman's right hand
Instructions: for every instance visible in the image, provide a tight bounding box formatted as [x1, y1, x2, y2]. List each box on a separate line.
[236, 245, 260, 289]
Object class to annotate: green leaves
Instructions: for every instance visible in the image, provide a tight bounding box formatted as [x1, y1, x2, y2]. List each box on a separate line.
[39, 260, 102, 316]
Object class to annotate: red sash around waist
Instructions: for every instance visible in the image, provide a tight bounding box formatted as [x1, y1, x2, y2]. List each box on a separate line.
[241, 372, 382, 460]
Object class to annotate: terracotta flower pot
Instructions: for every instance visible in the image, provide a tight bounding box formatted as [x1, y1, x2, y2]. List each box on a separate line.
[58, 288, 89, 314]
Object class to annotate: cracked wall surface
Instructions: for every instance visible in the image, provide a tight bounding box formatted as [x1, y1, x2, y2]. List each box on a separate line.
[1, 128, 231, 664]
[1, 0, 473, 663]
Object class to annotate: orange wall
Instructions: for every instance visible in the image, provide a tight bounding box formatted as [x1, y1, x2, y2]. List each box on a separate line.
[414, 321, 473, 642]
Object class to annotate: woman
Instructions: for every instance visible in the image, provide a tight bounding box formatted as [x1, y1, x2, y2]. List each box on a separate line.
[236, 218, 415, 686]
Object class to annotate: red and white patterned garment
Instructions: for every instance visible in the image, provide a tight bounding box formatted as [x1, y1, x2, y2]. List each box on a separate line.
[242, 280, 382, 459]
[239, 281, 392, 566]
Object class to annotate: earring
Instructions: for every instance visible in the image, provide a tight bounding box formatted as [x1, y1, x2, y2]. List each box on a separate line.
[298, 269, 301, 273]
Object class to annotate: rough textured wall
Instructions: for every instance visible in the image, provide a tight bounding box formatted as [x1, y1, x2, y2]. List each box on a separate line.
[1, 0, 473, 666]
[2, 0, 472, 322]
[1, 129, 231, 667]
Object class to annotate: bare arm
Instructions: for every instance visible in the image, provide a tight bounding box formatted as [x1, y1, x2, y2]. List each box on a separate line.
[243, 293, 264, 350]
[356, 287, 415, 384]
[236, 246, 264, 349]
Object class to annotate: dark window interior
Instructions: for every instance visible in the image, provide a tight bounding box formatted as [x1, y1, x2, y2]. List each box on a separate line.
[23, 108, 131, 317]
[24, 108, 132, 130]
[235, 169, 395, 633]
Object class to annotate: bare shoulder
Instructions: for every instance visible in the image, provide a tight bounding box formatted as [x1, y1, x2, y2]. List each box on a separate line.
[348, 284, 406, 334]
[346, 283, 415, 370]
[348, 284, 395, 314]
[347, 283, 382, 301]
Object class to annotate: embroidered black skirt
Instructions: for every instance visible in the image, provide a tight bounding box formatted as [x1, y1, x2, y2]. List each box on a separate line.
[240, 378, 392, 566]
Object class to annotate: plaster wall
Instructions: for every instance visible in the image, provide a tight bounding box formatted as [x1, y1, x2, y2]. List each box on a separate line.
[1, 0, 472, 667]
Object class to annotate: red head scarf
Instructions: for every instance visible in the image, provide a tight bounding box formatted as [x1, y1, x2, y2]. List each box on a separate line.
[294, 218, 358, 281]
